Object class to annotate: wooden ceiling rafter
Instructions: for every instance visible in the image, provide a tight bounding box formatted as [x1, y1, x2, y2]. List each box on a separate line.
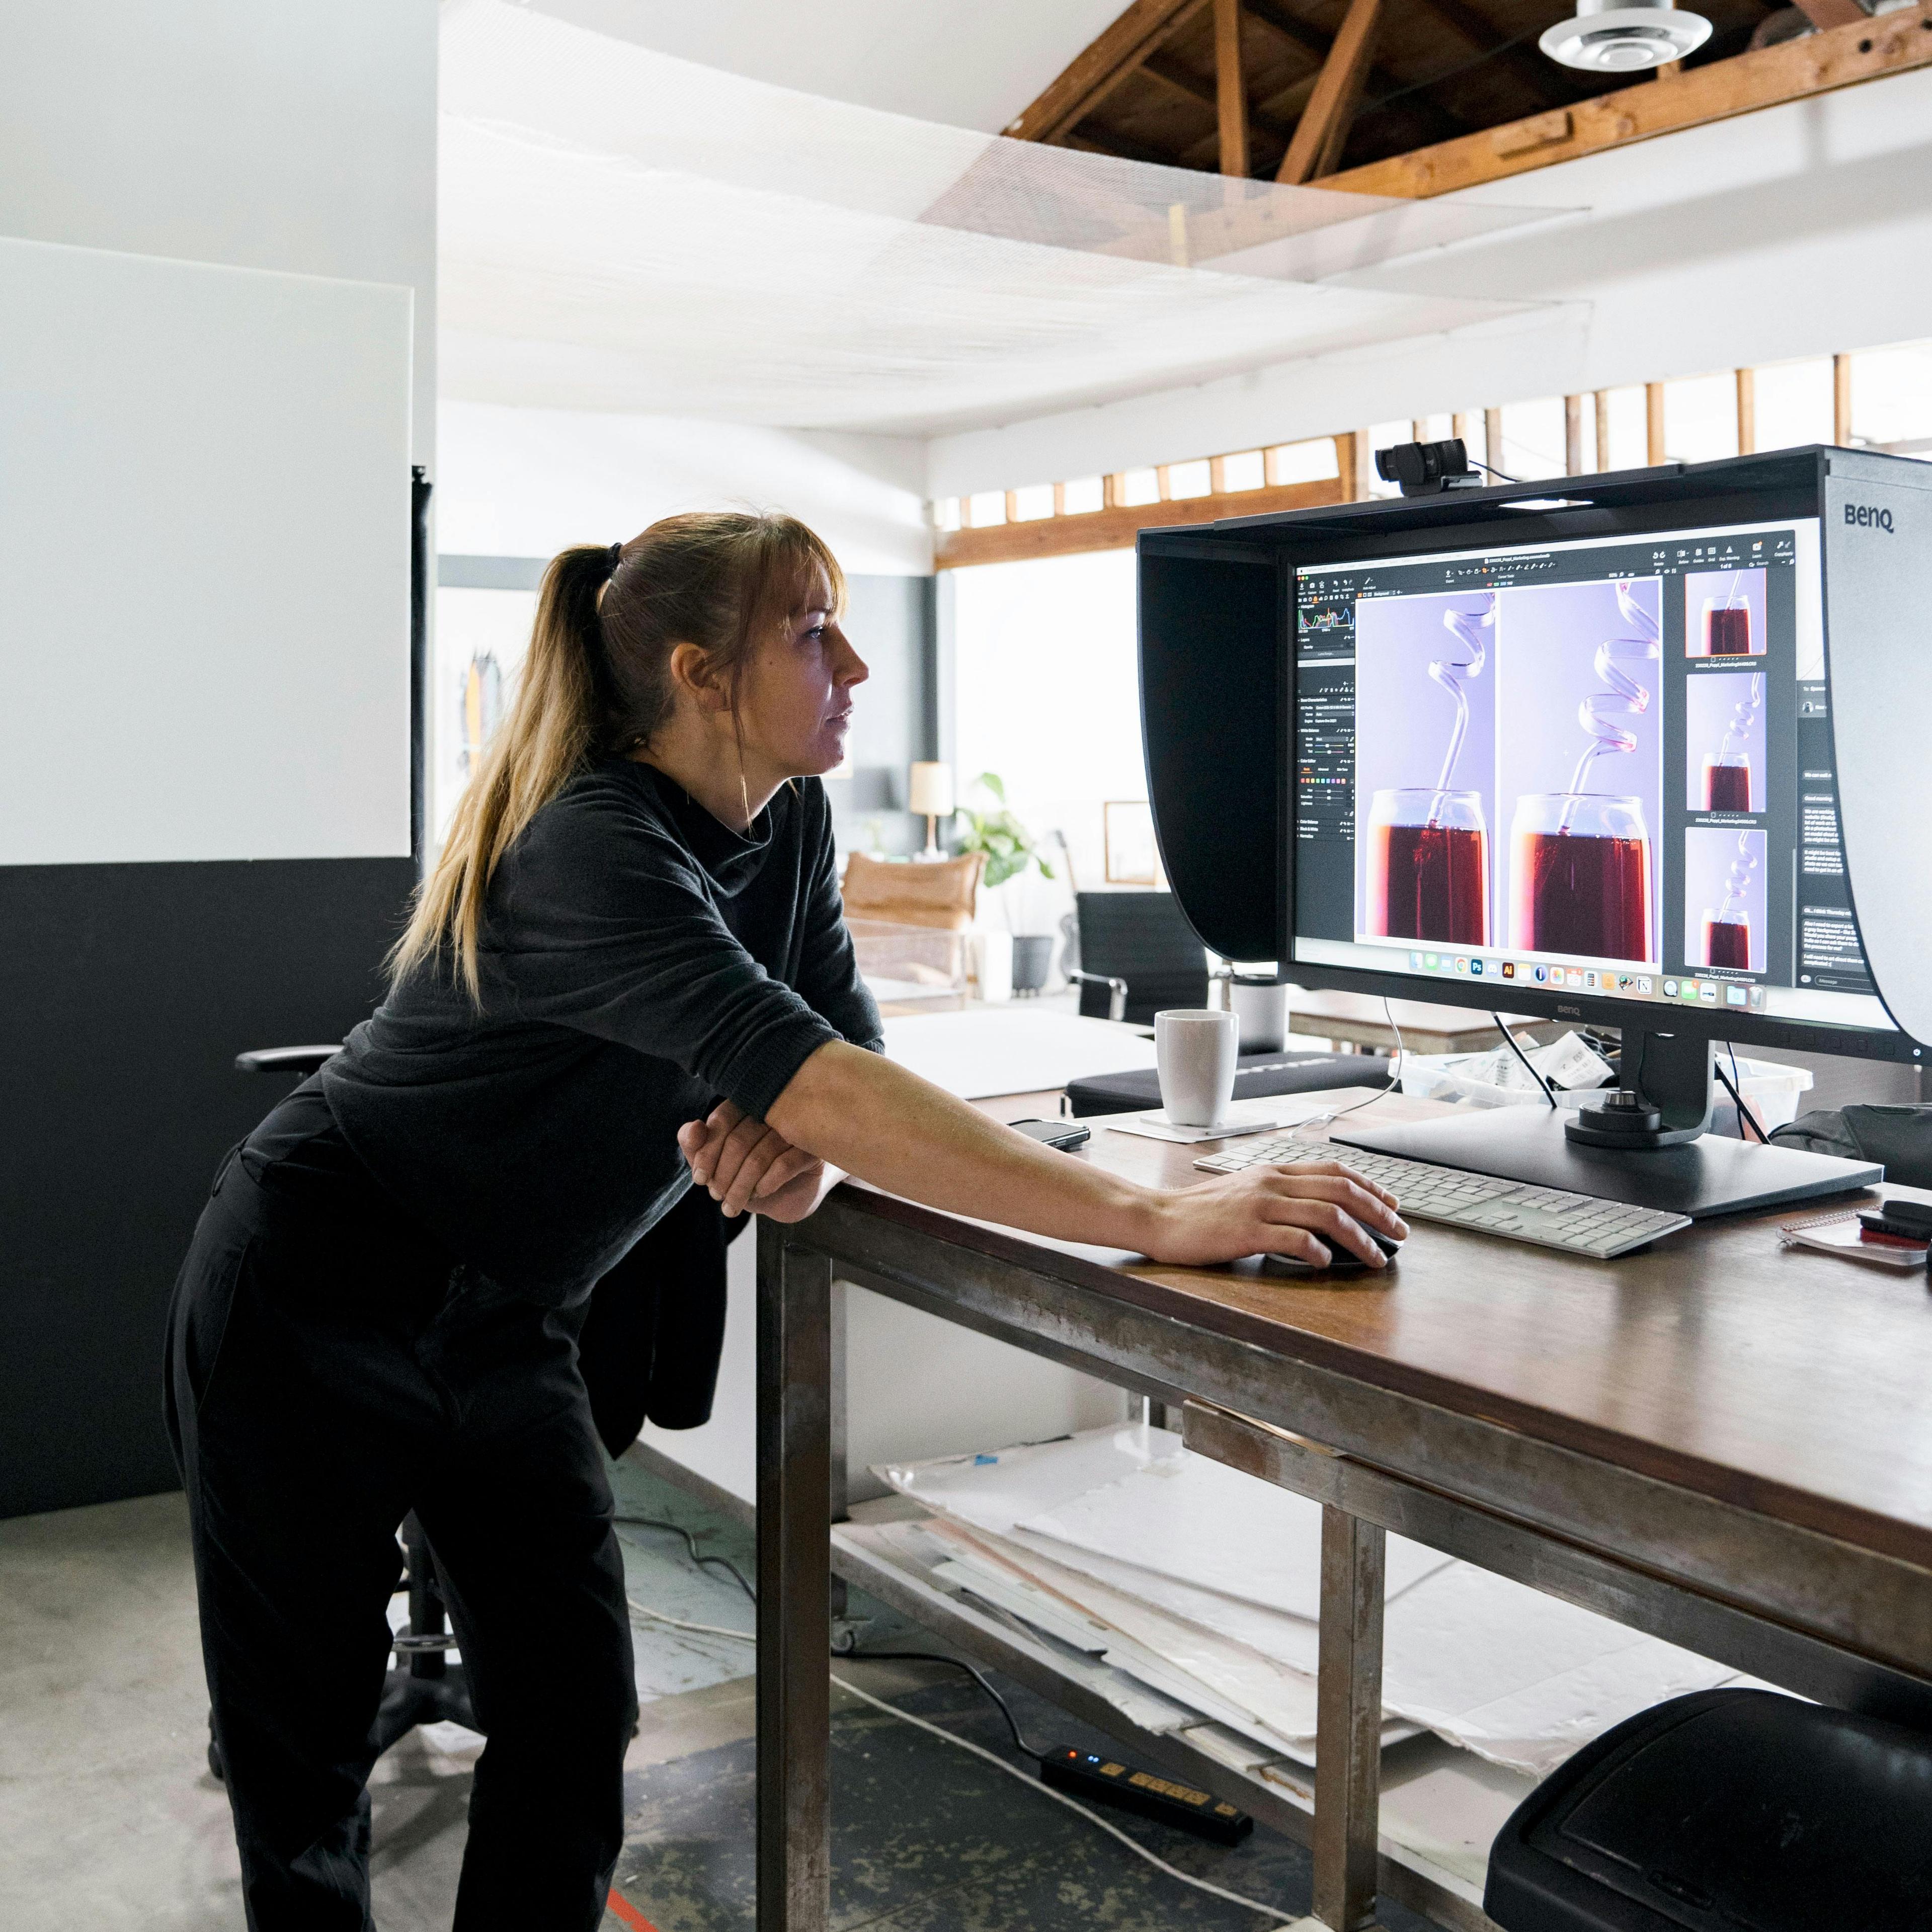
[1136, 42, 1298, 151]
[1323, 2, 1932, 196]
[1225, 0, 1478, 162]
[1214, 0, 1252, 176]
[1002, 0, 1211, 145]
[1241, 0, 1475, 145]
[1276, 0, 1387, 181]
[1004, 0, 1837, 190]
[1061, 120, 1187, 168]
[1138, 49, 1222, 114]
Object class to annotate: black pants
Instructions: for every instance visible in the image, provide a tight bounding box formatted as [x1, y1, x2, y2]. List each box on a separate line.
[164, 1153, 637, 1931]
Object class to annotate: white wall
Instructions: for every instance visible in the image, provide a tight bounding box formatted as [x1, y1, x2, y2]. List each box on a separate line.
[0, 0, 437, 468]
[438, 400, 933, 577]
[946, 550, 1147, 907]
[926, 66, 1932, 495]
[0, 239, 414, 865]
[0, 0, 437, 868]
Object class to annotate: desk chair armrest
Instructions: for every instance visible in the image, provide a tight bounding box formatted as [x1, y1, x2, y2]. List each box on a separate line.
[234, 1044, 341, 1077]
[1066, 971, 1129, 1025]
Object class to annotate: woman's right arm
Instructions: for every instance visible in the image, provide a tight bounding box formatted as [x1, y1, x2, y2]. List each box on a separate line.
[759, 1039, 1404, 1269]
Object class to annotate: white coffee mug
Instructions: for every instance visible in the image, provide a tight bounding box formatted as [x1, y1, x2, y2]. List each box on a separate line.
[1227, 976, 1288, 1054]
[1155, 1008, 1240, 1127]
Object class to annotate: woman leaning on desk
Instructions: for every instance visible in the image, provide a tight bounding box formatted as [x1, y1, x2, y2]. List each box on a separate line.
[164, 510, 1404, 1930]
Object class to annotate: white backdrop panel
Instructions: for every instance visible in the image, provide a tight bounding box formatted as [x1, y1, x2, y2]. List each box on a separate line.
[0, 235, 413, 864]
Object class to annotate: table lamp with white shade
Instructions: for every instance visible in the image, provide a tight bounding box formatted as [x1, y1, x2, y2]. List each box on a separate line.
[908, 761, 954, 861]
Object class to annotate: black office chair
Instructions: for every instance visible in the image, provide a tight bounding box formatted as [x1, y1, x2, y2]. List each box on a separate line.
[206, 1044, 480, 1781]
[1485, 1687, 1932, 1929]
[1066, 890, 1211, 1027]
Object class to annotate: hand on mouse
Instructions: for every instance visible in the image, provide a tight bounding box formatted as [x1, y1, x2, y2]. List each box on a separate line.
[1143, 1159, 1407, 1269]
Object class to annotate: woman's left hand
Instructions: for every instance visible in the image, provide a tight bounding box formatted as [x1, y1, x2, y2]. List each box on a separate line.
[677, 1100, 834, 1222]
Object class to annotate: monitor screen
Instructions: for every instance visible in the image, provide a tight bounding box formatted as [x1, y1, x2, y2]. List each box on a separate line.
[1291, 515, 1893, 1037]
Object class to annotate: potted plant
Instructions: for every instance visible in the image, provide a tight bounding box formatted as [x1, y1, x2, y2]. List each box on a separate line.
[952, 773, 1059, 994]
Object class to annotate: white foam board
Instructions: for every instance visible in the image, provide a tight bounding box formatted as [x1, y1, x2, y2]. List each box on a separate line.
[879, 1426, 1758, 1777]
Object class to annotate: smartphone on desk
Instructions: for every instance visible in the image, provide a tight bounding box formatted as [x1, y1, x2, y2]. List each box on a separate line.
[1009, 1118, 1092, 1151]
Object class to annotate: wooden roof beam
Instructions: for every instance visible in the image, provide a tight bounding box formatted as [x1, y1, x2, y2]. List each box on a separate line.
[1322, 1, 1932, 197]
[1214, 0, 1251, 177]
[1142, 47, 1299, 147]
[1139, 52, 1221, 113]
[1061, 121, 1191, 169]
[1245, 0, 1470, 143]
[1003, 0, 1212, 144]
[1276, 0, 1387, 182]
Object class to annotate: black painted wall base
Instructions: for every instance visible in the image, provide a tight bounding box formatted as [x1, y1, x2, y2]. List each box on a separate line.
[0, 856, 416, 1519]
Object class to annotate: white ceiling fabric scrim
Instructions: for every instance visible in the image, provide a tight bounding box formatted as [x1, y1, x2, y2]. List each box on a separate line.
[440, 0, 1557, 437]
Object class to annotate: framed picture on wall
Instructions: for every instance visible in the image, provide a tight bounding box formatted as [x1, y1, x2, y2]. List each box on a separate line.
[1104, 800, 1161, 886]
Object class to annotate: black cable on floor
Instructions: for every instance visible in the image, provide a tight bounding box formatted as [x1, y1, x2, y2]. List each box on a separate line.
[612, 1513, 757, 1604]
[831, 1637, 1049, 1763]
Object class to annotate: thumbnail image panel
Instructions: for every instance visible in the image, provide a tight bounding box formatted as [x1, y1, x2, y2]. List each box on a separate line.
[1353, 590, 1496, 947]
[1496, 577, 1663, 965]
[1685, 826, 1768, 973]
[1685, 566, 1766, 658]
[1684, 670, 1766, 813]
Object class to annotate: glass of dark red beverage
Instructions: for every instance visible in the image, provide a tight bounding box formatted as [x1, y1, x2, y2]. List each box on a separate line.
[1701, 753, 1752, 813]
[1702, 911, 1751, 972]
[1363, 788, 1490, 945]
[1507, 794, 1653, 963]
[1700, 598, 1754, 657]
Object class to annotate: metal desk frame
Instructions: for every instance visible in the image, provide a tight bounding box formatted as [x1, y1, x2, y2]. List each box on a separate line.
[753, 1192, 1932, 1932]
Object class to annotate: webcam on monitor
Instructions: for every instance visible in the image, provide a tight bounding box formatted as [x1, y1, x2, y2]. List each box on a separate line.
[1375, 438, 1483, 497]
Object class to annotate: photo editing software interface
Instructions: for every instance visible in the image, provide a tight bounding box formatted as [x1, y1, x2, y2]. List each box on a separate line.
[1293, 517, 1893, 1037]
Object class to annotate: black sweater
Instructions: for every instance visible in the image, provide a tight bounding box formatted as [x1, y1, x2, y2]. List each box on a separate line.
[281, 761, 880, 1306]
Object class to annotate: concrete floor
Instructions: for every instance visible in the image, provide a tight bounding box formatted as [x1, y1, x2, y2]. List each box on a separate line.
[0, 1459, 1436, 1931]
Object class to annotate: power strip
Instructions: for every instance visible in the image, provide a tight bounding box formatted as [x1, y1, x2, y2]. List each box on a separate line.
[1039, 1746, 1254, 1846]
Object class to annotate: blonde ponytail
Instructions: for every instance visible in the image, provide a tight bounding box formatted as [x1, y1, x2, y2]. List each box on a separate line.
[390, 512, 845, 1004]
[390, 543, 615, 1001]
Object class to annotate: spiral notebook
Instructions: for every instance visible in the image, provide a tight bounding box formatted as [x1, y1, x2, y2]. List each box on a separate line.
[1779, 1208, 1929, 1270]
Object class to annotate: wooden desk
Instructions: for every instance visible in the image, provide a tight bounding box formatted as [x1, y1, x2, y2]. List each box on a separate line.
[753, 1093, 1932, 1931]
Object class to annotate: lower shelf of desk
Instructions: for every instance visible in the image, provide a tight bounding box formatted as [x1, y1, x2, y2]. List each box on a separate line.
[834, 1501, 1528, 1932]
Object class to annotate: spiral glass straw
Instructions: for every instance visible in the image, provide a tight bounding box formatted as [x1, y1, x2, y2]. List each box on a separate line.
[1706, 827, 1759, 968]
[1560, 580, 1659, 831]
[1427, 594, 1493, 822]
[1711, 672, 1764, 802]
[1718, 828, 1757, 924]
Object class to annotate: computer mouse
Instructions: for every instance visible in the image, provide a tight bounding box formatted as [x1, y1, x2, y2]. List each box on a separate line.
[1262, 1229, 1402, 1277]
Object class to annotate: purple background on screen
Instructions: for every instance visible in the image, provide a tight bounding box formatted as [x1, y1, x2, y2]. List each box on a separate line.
[1352, 589, 1498, 933]
[1494, 577, 1665, 963]
[1684, 826, 1768, 971]
[1684, 670, 1767, 812]
[1685, 566, 1766, 657]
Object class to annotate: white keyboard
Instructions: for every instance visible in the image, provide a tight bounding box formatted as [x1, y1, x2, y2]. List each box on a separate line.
[1193, 1136, 1692, 1259]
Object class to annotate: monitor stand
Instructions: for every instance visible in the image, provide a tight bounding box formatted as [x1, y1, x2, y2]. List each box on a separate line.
[1335, 1026, 1881, 1220]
